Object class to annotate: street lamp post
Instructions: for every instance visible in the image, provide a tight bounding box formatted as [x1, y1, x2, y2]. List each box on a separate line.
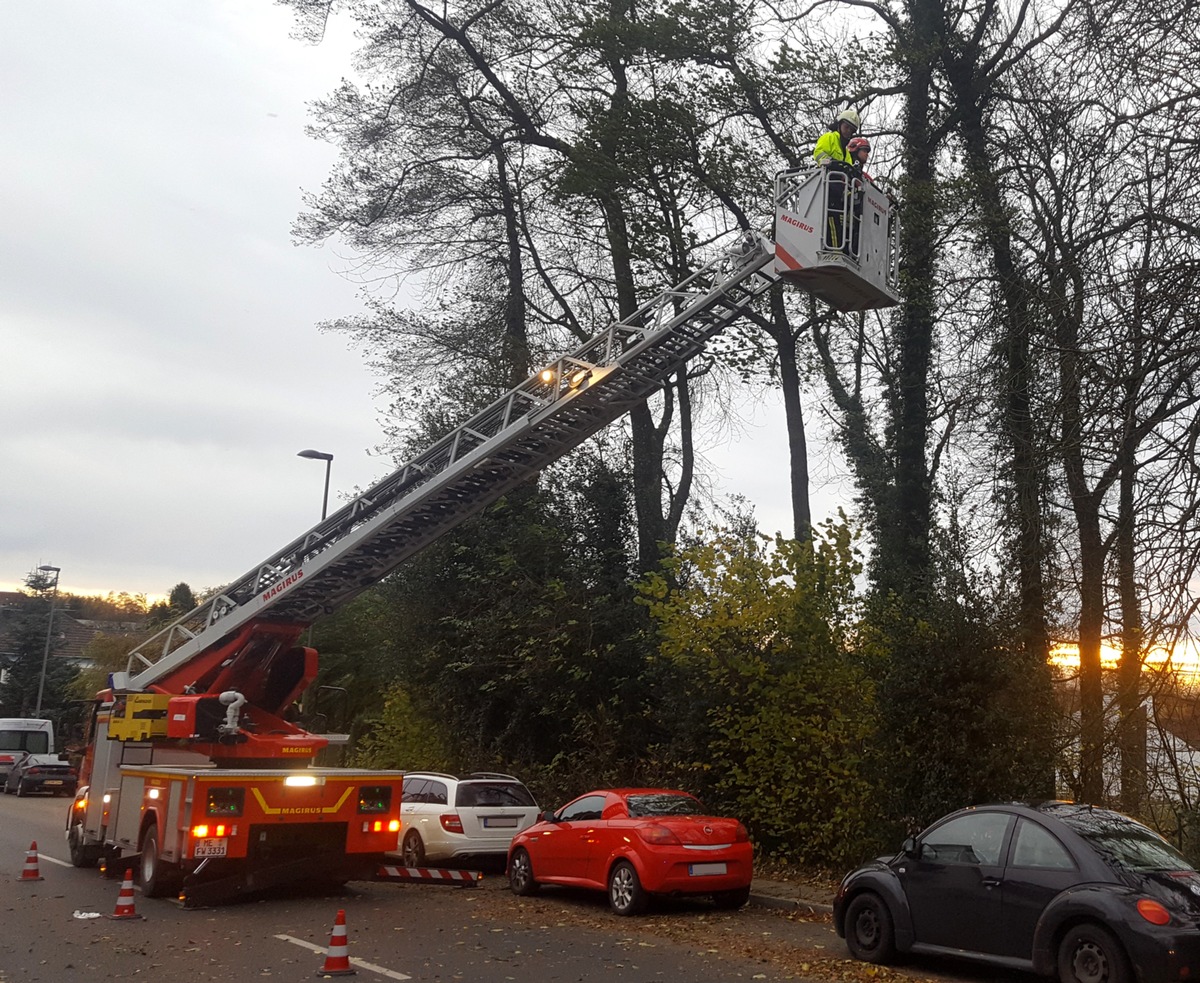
[297, 449, 334, 522]
[34, 564, 61, 717]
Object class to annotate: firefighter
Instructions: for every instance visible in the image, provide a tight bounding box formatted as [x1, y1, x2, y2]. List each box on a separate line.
[813, 109, 860, 166]
[844, 135, 874, 258]
[847, 136, 873, 183]
[813, 109, 860, 250]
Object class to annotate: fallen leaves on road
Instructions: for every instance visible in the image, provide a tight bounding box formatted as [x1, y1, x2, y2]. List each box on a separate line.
[452, 882, 947, 983]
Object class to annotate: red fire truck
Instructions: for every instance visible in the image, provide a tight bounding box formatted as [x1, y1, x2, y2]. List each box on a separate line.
[65, 169, 898, 905]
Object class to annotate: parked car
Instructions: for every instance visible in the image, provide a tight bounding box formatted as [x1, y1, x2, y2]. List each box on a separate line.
[836, 801, 1200, 983]
[0, 718, 55, 783]
[506, 787, 753, 915]
[3, 752, 78, 797]
[399, 771, 540, 866]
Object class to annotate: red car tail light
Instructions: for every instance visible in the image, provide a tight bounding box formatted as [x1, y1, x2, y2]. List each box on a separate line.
[1137, 898, 1171, 925]
[440, 813, 464, 834]
[734, 822, 750, 842]
[637, 824, 681, 845]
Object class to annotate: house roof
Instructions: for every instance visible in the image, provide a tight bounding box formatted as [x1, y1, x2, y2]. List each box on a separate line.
[0, 595, 150, 666]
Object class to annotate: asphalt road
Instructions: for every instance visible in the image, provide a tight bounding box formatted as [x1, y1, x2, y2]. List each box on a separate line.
[0, 791, 1026, 983]
[0, 790, 836, 982]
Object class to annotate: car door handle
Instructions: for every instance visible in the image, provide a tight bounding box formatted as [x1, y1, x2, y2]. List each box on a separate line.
[982, 876, 1002, 888]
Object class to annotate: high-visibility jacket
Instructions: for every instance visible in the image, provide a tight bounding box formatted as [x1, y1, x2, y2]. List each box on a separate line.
[813, 130, 853, 165]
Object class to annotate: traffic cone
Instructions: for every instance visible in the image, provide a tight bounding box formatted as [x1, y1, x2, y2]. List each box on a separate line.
[105, 868, 144, 920]
[315, 908, 356, 976]
[18, 841, 43, 882]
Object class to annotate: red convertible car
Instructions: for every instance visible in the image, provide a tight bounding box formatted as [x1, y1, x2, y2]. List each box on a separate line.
[506, 787, 753, 915]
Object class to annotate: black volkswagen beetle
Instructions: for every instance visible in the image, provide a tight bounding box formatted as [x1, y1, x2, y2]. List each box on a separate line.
[835, 802, 1200, 983]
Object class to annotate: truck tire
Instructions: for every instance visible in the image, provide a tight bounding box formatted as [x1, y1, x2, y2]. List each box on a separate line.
[67, 821, 100, 868]
[139, 824, 179, 898]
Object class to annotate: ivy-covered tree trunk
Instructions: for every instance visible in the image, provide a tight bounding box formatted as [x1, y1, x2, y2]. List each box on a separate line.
[879, 0, 940, 600]
[944, 66, 1051, 678]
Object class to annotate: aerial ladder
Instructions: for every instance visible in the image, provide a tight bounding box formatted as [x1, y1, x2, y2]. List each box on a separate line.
[66, 167, 899, 905]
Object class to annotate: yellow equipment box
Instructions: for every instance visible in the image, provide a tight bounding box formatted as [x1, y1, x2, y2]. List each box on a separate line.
[108, 693, 171, 741]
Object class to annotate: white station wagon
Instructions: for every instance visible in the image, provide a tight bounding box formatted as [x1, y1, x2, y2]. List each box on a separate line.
[399, 771, 540, 866]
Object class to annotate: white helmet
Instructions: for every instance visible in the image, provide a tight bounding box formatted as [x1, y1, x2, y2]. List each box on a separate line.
[836, 109, 861, 128]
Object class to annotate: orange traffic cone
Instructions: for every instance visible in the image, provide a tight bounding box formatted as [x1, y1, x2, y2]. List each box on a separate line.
[105, 868, 144, 920]
[18, 841, 43, 882]
[315, 908, 356, 976]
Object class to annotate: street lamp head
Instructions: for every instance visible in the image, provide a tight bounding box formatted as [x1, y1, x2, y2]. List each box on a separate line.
[297, 449, 334, 462]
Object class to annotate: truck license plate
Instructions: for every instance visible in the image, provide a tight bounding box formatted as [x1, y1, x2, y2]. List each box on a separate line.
[194, 838, 228, 858]
[44, 779, 63, 785]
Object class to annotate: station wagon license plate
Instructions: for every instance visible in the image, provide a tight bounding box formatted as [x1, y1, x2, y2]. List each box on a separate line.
[43, 779, 63, 785]
[688, 862, 727, 876]
[194, 838, 228, 858]
[483, 816, 518, 828]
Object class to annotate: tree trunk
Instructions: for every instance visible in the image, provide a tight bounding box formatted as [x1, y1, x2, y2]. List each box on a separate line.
[1117, 384, 1146, 815]
[943, 63, 1051, 681]
[770, 291, 812, 541]
[877, 0, 939, 599]
[495, 146, 531, 387]
[1057, 296, 1106, 804]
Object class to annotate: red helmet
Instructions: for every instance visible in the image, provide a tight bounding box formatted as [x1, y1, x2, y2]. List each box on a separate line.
[847, 136, 871, 154]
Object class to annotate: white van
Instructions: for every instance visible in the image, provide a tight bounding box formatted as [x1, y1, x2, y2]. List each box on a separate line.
[0, 719, 55, 781]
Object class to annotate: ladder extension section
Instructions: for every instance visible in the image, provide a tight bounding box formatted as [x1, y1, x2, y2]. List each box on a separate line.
[120, 235, 777, 691]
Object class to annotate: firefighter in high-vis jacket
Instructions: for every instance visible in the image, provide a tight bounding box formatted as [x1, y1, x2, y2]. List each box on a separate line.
[813, 108, 859, 166]
[813, 109, 860, 251]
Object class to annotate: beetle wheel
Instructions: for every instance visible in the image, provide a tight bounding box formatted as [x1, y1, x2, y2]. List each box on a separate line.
[844, 892, 896, 964]
[1057, 923, 1131, 983]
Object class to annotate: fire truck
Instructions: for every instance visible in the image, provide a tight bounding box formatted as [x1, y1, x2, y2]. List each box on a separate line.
[64, 166, 898, 905]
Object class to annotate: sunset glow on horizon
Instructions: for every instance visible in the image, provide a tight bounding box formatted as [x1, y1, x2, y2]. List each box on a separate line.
[1049, 640, 1200, 675]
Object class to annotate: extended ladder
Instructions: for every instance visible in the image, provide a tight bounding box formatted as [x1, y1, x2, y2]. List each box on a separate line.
[116, 235, 777, 692]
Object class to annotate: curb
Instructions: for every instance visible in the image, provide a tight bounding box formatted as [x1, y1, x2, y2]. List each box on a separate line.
[749, 892, 834, 915]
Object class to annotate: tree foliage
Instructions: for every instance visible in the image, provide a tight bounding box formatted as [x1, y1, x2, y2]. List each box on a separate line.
[0, 570, 78, 720]
[338, 448, 656, 805]
[147, 582, 198, 627]
[640, 520, 877, 866]
[274, 0, 1200, 839]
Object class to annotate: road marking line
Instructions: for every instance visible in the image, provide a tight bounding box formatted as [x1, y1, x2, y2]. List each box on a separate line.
[38, 854, 71, 868]
[274, 934, 411, 980]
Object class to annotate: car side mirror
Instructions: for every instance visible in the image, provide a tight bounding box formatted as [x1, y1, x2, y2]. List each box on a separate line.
[902, 836, 919, 858]
[541, 810, 558, 823]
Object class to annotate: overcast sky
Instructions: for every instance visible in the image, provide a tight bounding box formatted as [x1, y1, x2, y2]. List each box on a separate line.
[1, 2, 833, 602]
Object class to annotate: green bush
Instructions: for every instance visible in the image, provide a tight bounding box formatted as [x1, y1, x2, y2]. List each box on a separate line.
[640, 519, 877, 867]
